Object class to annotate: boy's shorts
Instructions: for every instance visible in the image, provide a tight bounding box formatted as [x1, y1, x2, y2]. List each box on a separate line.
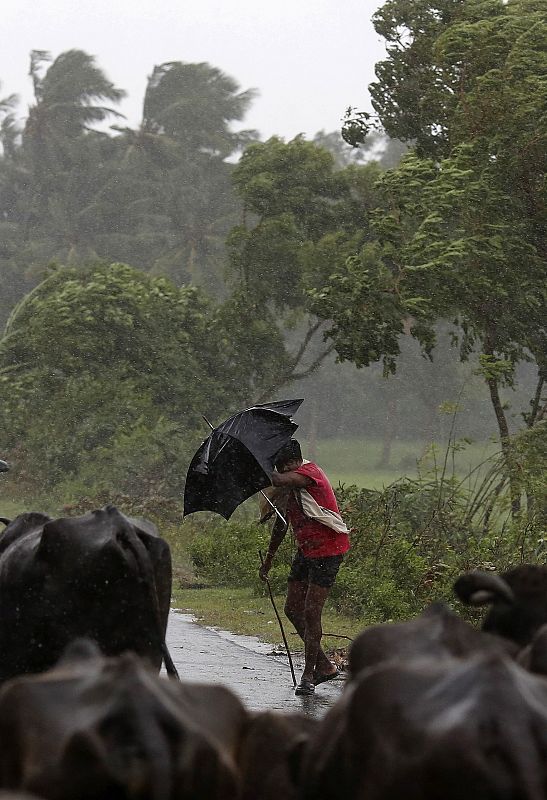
[288, 550, 344, 589]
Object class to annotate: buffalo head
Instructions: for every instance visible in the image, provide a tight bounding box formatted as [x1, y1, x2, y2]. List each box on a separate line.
[454, 566, 547, 647]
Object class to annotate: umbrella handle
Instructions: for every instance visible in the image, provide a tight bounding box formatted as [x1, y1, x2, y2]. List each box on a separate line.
[259, 490, 287, 527]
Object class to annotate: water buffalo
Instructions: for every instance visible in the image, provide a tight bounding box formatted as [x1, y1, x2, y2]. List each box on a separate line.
[0, 640, 247, 800]
[301, 652, 547, 800]
[0, 505, 177, 681]
[238, 711, 318, 800]
[348, 602, 515, 681]
[454, 565, 547, 647]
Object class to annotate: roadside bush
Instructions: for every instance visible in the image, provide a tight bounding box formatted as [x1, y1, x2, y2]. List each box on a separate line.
[331, 481, 476, 621]
[190, 518, 295, 595]
[513, 422, 547, 525]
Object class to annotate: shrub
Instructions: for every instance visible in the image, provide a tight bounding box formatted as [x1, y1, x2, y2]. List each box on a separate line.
[190, 518, 295, 595]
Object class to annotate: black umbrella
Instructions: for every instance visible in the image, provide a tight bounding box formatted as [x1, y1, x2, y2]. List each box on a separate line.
[183, 399, 304, 521]
[0, 459, 9, 472]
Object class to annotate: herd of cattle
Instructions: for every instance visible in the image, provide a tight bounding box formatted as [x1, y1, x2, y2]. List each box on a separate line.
[0, 506, 546, 798]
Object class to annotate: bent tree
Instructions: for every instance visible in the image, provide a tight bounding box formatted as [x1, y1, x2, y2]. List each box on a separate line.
[323, 0, 546, 514]
[227, 135, 384, 400]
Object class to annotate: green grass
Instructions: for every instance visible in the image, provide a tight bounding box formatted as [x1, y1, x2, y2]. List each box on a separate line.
[0, 496, 29, 520]
[172, 585, 366, 653]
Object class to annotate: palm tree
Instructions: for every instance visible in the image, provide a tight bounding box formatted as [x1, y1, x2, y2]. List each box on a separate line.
[0, 86, 20, 159]
[143, 61, 257, 158]
[26, 49, 125, 139]
[21, 49, 126, 250]
[104, 61, 257, 287]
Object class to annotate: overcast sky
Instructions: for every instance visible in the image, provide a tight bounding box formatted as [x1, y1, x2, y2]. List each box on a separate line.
[3, 0, 386, 141]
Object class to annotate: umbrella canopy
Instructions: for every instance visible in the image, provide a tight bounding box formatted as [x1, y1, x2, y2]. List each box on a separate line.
[0, 459, 9, 472]
[183, 399, 304, 520]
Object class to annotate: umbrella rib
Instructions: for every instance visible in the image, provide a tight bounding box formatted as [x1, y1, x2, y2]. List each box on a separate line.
[207, 433, 288, 524]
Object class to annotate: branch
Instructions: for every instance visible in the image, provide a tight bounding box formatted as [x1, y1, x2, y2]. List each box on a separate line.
[290, 343, 335, 382]
[254, 319, 333, 403]
[291, 319, 325, 369]
[254, 343, 333, 404]
[526, 375, 545, 428]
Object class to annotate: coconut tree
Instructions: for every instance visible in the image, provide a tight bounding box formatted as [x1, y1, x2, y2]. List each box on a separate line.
[21, 50, 125, 242]
[109, 61, 257, 287]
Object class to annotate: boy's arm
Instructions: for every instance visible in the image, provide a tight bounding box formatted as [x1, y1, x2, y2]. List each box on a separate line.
[259, 516, 288, 581]
[271, 470, 313, 488]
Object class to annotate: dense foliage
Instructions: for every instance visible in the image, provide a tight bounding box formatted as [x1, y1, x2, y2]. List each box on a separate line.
[0, 263, 241, 493]
[0, 48, 408, 424]
[0, 12, 543, 528]
[227, 136, 386, 397]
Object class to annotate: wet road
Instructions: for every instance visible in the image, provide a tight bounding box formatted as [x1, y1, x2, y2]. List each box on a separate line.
[166, 609, 344, 719]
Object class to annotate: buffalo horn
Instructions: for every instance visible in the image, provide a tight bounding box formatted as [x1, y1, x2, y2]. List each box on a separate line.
[454, 571, 515, 606]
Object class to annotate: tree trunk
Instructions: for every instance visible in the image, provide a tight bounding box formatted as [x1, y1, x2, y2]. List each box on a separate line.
[307, 396, 319, 463]
[377, 397, 397, 468]
[485, 374, 521, 516]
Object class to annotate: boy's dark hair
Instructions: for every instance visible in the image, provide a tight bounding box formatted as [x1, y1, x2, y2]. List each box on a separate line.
[274, 439, 302, 468]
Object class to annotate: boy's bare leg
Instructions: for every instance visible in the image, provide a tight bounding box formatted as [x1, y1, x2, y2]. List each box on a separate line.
[284, 580, 335, 678]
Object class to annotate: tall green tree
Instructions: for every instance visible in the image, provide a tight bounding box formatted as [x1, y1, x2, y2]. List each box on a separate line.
[0, 53, 259, 329]
[142, 62, 256, 157]
[141, 62, 256, 286]
[326, 0, 546, 512]
[22, 49, 125, 226]
[0, 50, 126, 325]
[226, 135, 385, 397]
[82, 60, 257, 287]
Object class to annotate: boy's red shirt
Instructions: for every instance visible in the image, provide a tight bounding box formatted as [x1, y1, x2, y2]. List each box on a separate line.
[285, 462, 350, 558]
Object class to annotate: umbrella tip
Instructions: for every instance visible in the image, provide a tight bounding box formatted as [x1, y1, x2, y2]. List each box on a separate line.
[202, 414, 215, 430]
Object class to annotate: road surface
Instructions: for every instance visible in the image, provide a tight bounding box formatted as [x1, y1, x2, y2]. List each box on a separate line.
[166, 609, 344, 719]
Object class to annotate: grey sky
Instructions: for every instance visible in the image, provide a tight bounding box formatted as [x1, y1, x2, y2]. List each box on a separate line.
[3, 0, 386, 141]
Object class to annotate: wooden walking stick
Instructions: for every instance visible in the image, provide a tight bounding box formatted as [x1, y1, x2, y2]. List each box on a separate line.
[259, 550, 297, 687]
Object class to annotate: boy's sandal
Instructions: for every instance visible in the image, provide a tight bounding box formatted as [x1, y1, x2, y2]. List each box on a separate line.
[313, 668, 341, 686]
[295, 679, 315, 696]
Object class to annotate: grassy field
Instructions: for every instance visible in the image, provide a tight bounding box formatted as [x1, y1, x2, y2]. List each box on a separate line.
[308, 437, 500, 490]
[1, 436, 499, 512]
[0, 496, 29, 520]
